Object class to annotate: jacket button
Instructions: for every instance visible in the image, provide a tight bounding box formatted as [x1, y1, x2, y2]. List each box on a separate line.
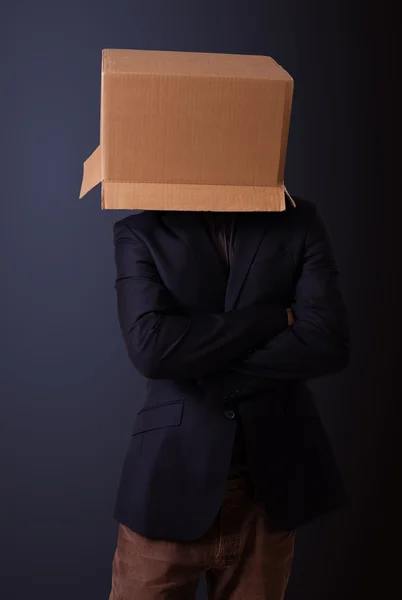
[224, 409, 236, 419]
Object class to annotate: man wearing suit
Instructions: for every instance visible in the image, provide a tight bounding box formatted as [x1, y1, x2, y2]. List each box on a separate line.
[108, 196, 350, 600]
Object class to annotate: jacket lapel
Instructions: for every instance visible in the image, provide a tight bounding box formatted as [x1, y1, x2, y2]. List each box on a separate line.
[224, 212, 269, 311]
[163, 210, 269, 312]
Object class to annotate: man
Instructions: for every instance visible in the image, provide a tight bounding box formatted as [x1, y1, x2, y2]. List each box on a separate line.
[108, 195, 350, 599]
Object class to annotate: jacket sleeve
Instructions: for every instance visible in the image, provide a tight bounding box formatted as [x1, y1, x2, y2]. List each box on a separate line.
[113, 220, 288, 380]
[200, 205, 351, 400]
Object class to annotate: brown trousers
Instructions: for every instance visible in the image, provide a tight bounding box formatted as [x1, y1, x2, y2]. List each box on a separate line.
[109, 475, 296, 599]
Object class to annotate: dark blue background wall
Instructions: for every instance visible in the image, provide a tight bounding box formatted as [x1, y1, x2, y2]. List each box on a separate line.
[1, 1, 399, 599]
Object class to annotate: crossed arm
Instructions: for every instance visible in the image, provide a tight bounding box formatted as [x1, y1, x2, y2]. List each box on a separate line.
[113, 206, 350, 393]
[113, 221, 289, 380]
[198, 206, 350, 399]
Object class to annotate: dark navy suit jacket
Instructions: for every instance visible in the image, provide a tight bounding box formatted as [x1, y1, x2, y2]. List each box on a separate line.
[112, 197, 350, 540]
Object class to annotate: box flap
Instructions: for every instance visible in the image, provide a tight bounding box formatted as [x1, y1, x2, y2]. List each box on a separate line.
[79, 145, 101, 199]
[101, 182, 288, 211]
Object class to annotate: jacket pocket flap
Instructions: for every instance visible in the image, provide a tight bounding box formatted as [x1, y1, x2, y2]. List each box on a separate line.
[132, 400, 184, 436]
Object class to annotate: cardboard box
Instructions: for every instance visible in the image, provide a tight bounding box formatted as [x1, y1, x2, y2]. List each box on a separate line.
[79, 49, 294, 211]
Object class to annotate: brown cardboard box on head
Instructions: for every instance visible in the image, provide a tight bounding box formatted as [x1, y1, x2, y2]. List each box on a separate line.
[79, 49, 295, 211]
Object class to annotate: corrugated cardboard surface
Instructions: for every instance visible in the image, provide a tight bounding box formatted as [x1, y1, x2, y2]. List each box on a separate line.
[79, 146, 101, 199]
[80, 49, 294, 211]
[102, 49, 291, 79]
[101, 182, 285, 211]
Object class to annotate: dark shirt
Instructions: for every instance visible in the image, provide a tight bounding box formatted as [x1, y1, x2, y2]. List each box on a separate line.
[199, 212, 250, 478]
